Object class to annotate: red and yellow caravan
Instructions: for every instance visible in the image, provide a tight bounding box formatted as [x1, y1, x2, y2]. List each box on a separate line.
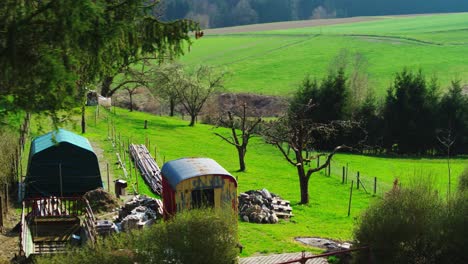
[161, 158, 237, 218]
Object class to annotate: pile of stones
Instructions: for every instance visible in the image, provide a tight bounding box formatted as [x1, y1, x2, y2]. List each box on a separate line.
[115, 195, 163, 231]
[238, 189, 292, 224]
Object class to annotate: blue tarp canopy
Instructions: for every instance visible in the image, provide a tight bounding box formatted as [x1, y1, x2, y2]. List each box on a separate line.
[25, 129, 102, 198]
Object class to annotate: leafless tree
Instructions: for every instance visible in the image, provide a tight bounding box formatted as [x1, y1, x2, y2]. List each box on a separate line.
[214, 103, 262, 172]
[151, 63, 185, 116]
[437, 129, 456, 198]
[175, 65, 225, 126]
[264, 100, 353, 204]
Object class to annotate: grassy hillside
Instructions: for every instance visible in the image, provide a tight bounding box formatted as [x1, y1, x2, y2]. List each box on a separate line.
[181, 13, 468, 97]
[27, 107, 466, 256]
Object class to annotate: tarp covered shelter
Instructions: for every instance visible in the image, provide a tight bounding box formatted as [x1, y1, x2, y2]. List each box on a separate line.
[25, 129, 102, 198]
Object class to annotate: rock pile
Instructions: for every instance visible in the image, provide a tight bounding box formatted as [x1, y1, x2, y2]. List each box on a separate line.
[115, 195, 163, 231]
[238, 189, 293, 224]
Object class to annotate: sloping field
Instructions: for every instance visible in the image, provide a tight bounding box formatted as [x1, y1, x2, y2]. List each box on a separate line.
[181, 13, 468, 97]
[34, 108, 466, 256]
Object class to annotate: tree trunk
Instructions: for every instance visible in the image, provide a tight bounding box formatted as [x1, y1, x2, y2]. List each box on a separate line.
[169, 98, 175, 117]
[237, 147, 246, 172]
[297, 165, 309, 204]
[189, 114, 196, 126]
[81, 104, 86, 134]
[101, 76, 114, 97]
[129, 92, 133, 112]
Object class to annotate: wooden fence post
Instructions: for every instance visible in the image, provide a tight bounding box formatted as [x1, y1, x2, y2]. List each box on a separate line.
[0, 195, 3, 231]
[348, 180, 354, 217]
[4, 184, 8, 213]
[346, 163, 349, 184]
[134, 159, 139, 194]
[342, 166, 345, 184]
[328, 162, 331, 176]
[107, 163, 110, 193]
[357, 172, 360, 190]
[317, 156, 320, 168]
[374, 177, 377, 196]
[144, 120, 148, 129]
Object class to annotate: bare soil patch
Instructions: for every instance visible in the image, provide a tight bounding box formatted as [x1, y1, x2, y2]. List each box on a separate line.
[0, 208, 20, 262]
[204, 13, 455, 35]
[205, 17, 382, 35]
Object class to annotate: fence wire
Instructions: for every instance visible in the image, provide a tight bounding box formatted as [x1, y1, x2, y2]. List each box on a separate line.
[315, 158, 394, 197]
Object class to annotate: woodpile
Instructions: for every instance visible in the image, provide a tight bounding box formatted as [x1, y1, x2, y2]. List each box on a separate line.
[238, 189, 293, 224]
[129, 144, 162, 195]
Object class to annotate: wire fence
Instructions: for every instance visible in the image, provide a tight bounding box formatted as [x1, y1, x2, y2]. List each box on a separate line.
[315, 156, 395, 198]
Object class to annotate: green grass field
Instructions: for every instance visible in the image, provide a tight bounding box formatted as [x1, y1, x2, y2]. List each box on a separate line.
[181, 13, 468, 97]
[26, 107, 465, 256]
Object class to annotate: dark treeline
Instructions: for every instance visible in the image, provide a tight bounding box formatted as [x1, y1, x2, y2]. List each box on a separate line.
[294, 69, 468, 155]
[161, 0, 468, 28]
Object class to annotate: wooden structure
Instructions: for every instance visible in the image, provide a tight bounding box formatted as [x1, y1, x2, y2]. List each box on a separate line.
[20, 197, 97, 257]
[161, 158, 237, 218]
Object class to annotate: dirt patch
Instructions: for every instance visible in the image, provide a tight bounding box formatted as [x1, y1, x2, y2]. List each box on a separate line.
[205, 13, 453, 35]
[89, 139, 118, 195]
[205, 17, 383, 35]
[216, 93, 287, 117]
[0, 208, 20, 262]
[84, 188, 121, 213]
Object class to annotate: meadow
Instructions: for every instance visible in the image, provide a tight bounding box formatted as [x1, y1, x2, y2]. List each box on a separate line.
[181, 13, 468, 97]
[27, 107, 466, 256]
[19, 13, 468, 256]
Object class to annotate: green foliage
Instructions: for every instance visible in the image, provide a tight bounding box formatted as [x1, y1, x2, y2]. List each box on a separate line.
[0, 0, 198, 116]
[0, 130, 17, 185]
[383, 69, 439, 154]
[353, 172, 468, 263]
[458, 168, 468, 192]
[37, 209, 238, 264]
[438, 80, 468, 154]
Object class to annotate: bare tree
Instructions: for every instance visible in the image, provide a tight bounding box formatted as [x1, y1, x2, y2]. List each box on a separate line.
[112, 59, 153, 112]
[437, 129, 456, 198]
[151, 63, 185, 116]
[214, 103, 262, 172]
[176, 65, 225, 126]
[264, 100, 353, 204]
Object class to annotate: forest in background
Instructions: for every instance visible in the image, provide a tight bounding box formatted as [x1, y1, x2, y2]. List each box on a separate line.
[161, 0, 468, 28]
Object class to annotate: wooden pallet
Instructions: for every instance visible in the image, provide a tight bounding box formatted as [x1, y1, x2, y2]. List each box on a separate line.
[34, 241, 67, 254]
[271, 198, 293, 218]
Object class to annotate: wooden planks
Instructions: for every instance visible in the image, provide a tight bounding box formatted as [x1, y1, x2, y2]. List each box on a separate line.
[129, 144, 162, 195]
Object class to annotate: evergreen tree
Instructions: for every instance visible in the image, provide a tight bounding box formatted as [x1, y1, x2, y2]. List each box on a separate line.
[382, 70, 438, 154]
[438, 81, 468, 154]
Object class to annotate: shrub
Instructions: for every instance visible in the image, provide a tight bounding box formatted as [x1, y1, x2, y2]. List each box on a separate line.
[353, 174, 468, 264]
[457, 167, 468, 192]
[353, 180, 443, 263]
[37, 209, 238, 264]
